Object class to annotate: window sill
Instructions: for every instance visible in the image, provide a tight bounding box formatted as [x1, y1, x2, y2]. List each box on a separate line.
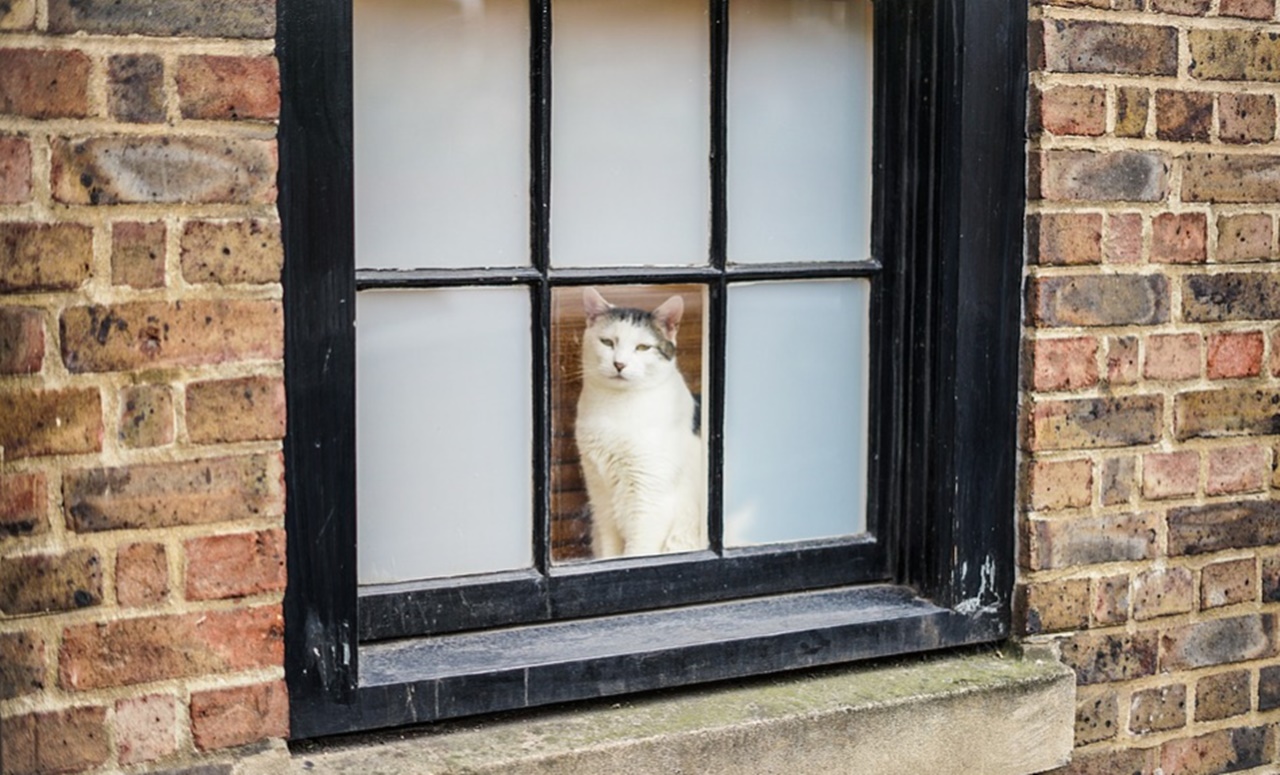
[292, 647, 1075, 775]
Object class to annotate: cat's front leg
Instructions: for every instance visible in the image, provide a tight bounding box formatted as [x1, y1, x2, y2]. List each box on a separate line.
[592, 509, 624, 558]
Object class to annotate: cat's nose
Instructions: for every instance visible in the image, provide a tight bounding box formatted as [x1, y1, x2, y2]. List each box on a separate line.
[613, 361, 625, 373]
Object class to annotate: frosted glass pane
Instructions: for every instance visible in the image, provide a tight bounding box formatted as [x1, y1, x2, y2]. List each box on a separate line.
[551, 0, 709, 267]
[724, 280, 869, 545]
[728, 0, 873, 263]
[354, 0, 528, 269]
[356, 288, 532, 583]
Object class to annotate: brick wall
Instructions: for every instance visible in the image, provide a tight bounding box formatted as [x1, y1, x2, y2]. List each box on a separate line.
[1024, 0, 1280, 770]
[0, 2, 286, 773]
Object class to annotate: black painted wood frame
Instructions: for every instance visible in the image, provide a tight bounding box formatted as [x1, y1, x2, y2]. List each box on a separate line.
[280, 0, 1027, 739]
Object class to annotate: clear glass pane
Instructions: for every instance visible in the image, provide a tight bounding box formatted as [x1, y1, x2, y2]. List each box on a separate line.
[728, 0, 873, 263]
[724, 280, 869, 545]
[356, 288, 532, 583]
[549, 285, 708, 561]
[551, 0, 710, 267]
[354, 0, 529, 269]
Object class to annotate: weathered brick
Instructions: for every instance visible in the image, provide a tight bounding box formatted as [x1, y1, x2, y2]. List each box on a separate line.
[1170, 500, 1280, 555]
[1184, 273, 1280, 322]
[1145, 333, 1201, 381]
[1151, 212, 1206, 264]
[114, 693, 178, 765]
[1033, 150, 1169, 203]
[1105, 336, 1140, 384]
[61, 300, 283, 373]
[0, 631, 45, 700]
[1114, 87, 1149, 139]
[1189, 29, 1280, 82]
[1046, 747, 1158, 775]
[1026, 513, 1157, 570]
[116, 542, 168, 607]
[185, 376, 286, 444]
[1032, 337, 1099, 391]
[180, 219, 283, 285]
[0, 48, 90, 119]
[1219, 0, 1274, 17]
[190, 680, 288, 751]
[1161, 613, 1278, 670]
[1175, 387, 1280, 440]
[0, 306, 43, 375]
[0, 388, 102, 460]
[1027, 212, 1103, 265]
[1195, 670, 1250, 721]
[1036, 86, 1105, 136]
[1142, 451, 1198, 500]
[1216, 214, 1272, 263]
[185, 528, 286, 601]
[58, 605, 283, 690]
[1207, 331, 1264, 379]
[1152, 0, 1210, 13]
[1130, 684, 1186, 734]
[1019, 578, 1090, 635]
[111, 221, 167, 289]
[0, 1, 36, 30]
[0, 706, 110, 775]
[1259, 664, 1280, 710]
[1133, 567, 1194, 620]
[108, 54, 165, 124]
[1100, 456, 1135, 506]
[1059, 630, 1158, 685]
[1091, 574, 1129, 626]
[1042, 21, 1178, 75]
[0, 135, 32, 203]
[1218, 93, 1275, 145]
[1031, 274, 1169, 327]
[1075, 687, 1118, 745]
[1263, 555, 1280, 602]
[177, 55, 280, 121]
[1207, 445, 1267, 495]
[63, 454, 284, 533]
[0, 222, 93, 292]
[1156, 90, 1214, 142]
[0, 471, 46, 538]
[50, 136, 277, 205]
[0, 548, 102, 615]
[1159, 726, 1271, 775]
[1029, 458, 1093, 510]
[1183, 154, 1280, 204]
[120, 384, 175, 448]
[1201, 558, 1256, 609]
[48, 0, 275, 38]
[1030, 395, 1163, 451]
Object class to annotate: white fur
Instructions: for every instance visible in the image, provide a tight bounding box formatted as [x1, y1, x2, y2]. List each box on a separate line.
[575, 288, 707, 558]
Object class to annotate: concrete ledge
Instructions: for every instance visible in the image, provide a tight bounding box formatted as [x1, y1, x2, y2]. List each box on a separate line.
[292, 650, 1076, 775]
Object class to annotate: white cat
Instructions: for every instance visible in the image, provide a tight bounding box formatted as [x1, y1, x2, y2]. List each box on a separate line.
[575, 287, 707, 558]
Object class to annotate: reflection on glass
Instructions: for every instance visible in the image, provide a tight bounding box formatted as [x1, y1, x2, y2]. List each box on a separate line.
[728, 0, 873, 263]
[549, 285, 708, 561]
[354, 0, 529, 269]
[356, 288, 532, 583]
[724, 280, 869, 544]
[551, 0, 709, 267]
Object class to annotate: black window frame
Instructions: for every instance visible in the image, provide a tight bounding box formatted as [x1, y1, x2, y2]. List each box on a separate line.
[280, 0, 1027, 739]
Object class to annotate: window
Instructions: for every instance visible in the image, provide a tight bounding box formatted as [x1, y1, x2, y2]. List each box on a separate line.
[280, 0, 1027, 738]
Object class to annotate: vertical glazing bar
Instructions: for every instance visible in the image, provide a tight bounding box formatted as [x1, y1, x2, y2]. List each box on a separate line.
[710, 0, 728, 270]
[708, 0, 728, 553]
[532, 0, 554, 573]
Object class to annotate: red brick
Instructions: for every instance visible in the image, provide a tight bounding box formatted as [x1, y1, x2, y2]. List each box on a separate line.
[1183, 154, 1280, 204]
[116, 542, 168, 607]
[1032, 150, 1170, 203]
[0, 135, 32, 203]
[58, 605, 283, 690]
[1031, 337, 1098, 391]
[0, 388, 102, 460]
[111, 221, 167, 289]
[1091, 574, 1130, 626]
[1142, 451, 1199, 500]
[1207, 445, 1268, 495]
[1159, 726, 1271, 775]
[1156, 90, 1214, 142]
[1216, 213, 1272, 263]
[0, 306, 43, 375]
[1129, 684, 1186, 734]
[0, 706, 110, 775]
[50, 136, 278, 205]
[1030, 395, 1163, 451]
[1206, 331, 1263, 379]
[0, 548, 102, 615]
[1151, 212, 1207, 264]
[1161, 613, 1278, 670]
[190, 680, 288, 751]
[1104, 212, 1143, 264]
[1273, 329, 1280, 376]
[177, 55, 280, 121]
[1219, 0, 1274, 17]
[1132, 567, 1194, 620]
[1100, 455, 1135, 506]
[1028, 458, 1092, 511]
[1105, 336, 1139, 385]
[1035, 85, 1105, 136]
[1026, 513, 1157, 570]
[119, 384, 175, 448]
[1218, 93, 1275, 145]
[1048, 747, 1158, 775]
[0, 630, 45, 700]
[1027, 212, 1102, 265]
[0, 470, 46, 538]
[1041, 21, 1178, 76]
[1194, 670, 1250, 721]
[1201, 558, 1256, 609]
[1114, 88, 1149, 139]
[63, 454, 284, 533]
[185, 528, 286, 601]
[0, 49, 90, 119]
[1144, 333, 1200, 381]
[1019, 578, 1090, 635]
[180, 218, 283, 285]
[114, 693, 177, 765]
[61, 300, 283, 373]
[0, 222, 93, 292]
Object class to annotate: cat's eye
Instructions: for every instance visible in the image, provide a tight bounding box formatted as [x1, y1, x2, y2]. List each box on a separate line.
[599, 337, 614, 347]
[635, 344, 651, 351]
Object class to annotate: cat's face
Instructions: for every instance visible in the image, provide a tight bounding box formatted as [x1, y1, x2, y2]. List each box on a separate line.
[581, 288, 682, 388]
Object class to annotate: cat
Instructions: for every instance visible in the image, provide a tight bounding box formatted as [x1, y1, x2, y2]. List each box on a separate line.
[575, 287, 707, 558]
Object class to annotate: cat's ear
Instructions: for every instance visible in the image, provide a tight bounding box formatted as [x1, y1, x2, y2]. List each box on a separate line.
[652, 295, 684, 342]
[583, 287, 613, 323]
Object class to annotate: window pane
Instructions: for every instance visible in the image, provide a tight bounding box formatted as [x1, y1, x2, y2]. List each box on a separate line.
[551, 0, 709, 267]
[724, 280, 869, 545]
[727, 0, 873, 264]
[353, 0, 529, 269]
[356, 288, 532, 583]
